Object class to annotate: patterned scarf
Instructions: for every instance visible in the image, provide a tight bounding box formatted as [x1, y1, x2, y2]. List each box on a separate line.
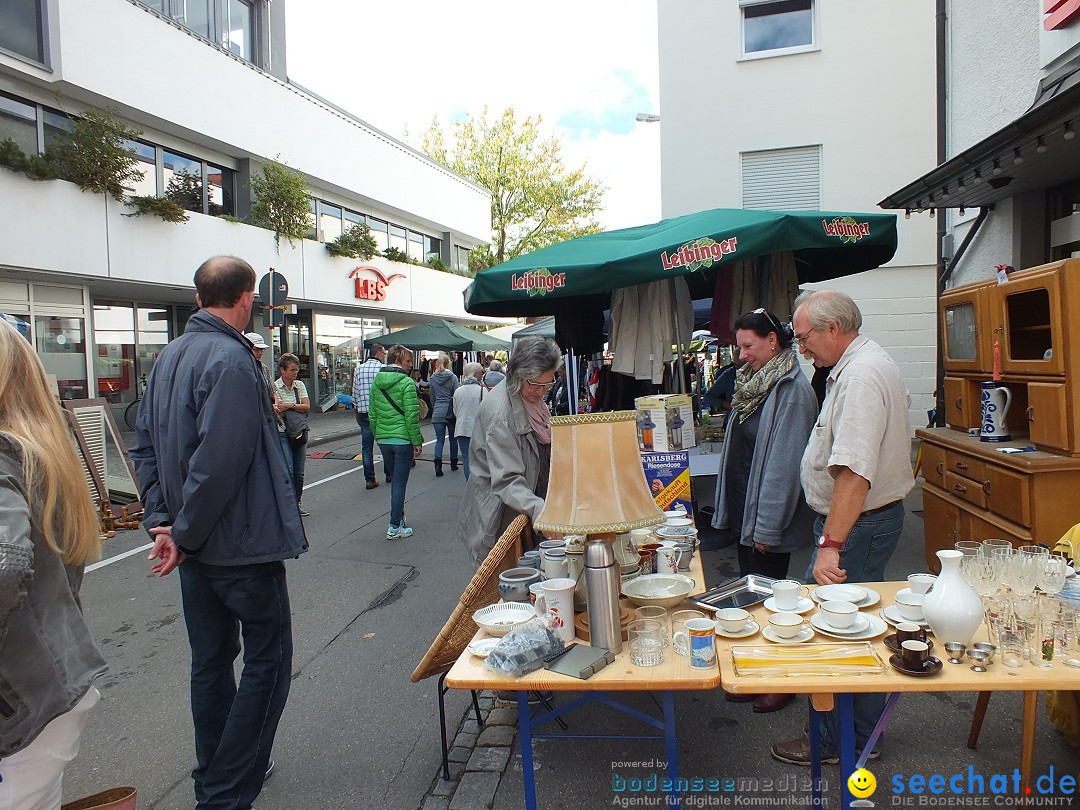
[730, 348, 799, 423]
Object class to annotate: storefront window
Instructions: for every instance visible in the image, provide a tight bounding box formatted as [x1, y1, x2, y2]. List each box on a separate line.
[35, 315, 88, 400]
[0, 0, 44, 64]
[0, 92, 36, 154]
[93, 303, 137, 405]
[137, 306, 171, 384]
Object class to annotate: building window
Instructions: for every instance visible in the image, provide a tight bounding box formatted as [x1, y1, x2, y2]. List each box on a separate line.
[319, 202, 343, 242]
[0, 0, 45, 64]
[407, 230, 425, 262]
[224, 0, 254, 60]
[124, 139, 159, 197]
[0, 92, 37, 154]
[367, 218, 389, 252]
[741, 0, 814, 57]
[454, 246, 471, 274]
[425, 235, 442, 263]
[42, 107, 75, 152]
[741, 145, 821, 211]
[344, 209, 364, 228]
[205, 163, 235, 216]
[172, 0, 212, 39]
[388, 224, 408, 255]
[163, 149, 204, 213]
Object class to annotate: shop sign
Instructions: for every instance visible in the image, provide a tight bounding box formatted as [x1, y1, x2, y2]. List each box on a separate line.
[822, 217, 871, 244]
[511, 268, 566, 296]
[1045, 0, 1080, 30]
[349, 266, 405, 302]
[659, 236, 738, 272]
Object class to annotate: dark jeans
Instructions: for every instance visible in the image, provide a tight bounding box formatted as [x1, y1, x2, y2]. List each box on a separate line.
[279, 434, 306, 505]
[737, 543, 791, 580]
[356, 412, 375, 483]
[458, 436, 471, 480]
[379, 442, 413, 526]
[433, 420, 458, 463]
[179, 559, 292, 810]
[803, 502, 905, 754]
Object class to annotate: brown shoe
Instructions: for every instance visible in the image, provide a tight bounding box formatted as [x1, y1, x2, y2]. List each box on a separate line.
[753, 693, 794, 713]
[365, 480, 379, 490]
[770, 733, 880, 766]
[724, 690, 755, 703]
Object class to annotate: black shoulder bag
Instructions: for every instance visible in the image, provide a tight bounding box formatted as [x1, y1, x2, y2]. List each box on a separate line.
[281, 383, 309, 446]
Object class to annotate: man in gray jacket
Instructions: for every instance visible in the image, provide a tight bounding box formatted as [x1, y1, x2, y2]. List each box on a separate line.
[131, 255, 307, 810]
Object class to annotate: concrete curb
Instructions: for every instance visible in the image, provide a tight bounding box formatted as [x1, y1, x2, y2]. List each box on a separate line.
[307, 427, 361, 448]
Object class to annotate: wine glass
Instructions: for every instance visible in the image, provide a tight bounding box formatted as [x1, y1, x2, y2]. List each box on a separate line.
[1039, 556, 1068, 600]
[1009, 553, 1040, 598]
[968, 555, 1002, 639]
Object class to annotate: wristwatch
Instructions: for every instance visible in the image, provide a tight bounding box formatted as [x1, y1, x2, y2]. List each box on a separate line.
[816, 532, 844, 551]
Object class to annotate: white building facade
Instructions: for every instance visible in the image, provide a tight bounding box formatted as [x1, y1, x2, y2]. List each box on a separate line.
[0, 0, 492, 412]
[657, 0, 939, 430]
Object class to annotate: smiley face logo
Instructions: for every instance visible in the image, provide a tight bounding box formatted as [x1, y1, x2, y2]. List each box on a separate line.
[848, 768, 876, 798]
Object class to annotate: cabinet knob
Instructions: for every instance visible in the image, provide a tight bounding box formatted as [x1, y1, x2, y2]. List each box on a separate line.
[955, 461, 968, 471]
[953, 483, 968, 494]
[1027, 405, 1035, 423]
[955, 397, 963, 409]
[982, 481, 991, 496]
[936, 462, 944, 475]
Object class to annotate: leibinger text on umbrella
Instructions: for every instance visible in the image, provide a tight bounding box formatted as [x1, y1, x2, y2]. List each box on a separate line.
[822, 217, 872, 243]
[511, 268, 567, 296]
[660, 237, 739, 271]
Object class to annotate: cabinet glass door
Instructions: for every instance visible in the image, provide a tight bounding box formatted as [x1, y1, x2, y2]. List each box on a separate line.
[944, 302, 977, 360]
[998, 269, 1065, 376]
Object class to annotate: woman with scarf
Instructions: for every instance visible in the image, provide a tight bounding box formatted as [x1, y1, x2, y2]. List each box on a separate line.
[457, 338, 562, 567]
[711, 308, 816, 713]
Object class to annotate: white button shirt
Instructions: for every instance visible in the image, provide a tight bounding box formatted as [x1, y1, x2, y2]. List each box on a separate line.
[800, 335, 914, 515]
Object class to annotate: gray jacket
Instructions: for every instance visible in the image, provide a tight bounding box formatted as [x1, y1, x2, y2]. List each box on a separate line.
[427, 369, 459, 424]
[711, 365, 817, 554]
[457, 384, 543, 566]
[0, 440, 107, 757]
[130, 310, 308, 565]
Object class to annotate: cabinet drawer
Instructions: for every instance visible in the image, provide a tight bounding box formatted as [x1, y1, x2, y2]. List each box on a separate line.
[963, 512, 1029, 547]
[944, 451, 986, 482]
[984, 465, 1031, 527]
[921, 488, 963, 572]
[920, 442, 946, 489]
[944, 471, 987, 508]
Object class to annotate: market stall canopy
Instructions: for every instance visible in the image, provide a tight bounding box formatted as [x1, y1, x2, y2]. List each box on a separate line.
[363, 319, 509, 352]
[463, 207, 898, 317]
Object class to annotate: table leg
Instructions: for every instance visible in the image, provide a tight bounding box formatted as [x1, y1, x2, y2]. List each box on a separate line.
[518, 691, 537, 810]
[662, 691, 680, 809]
[808, 703, 824, 809]
[1020, 690, 1037, 795]
[837, 693, 856, 808]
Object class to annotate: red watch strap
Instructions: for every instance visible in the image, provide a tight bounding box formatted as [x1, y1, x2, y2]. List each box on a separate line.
[821, 531, 844, 550]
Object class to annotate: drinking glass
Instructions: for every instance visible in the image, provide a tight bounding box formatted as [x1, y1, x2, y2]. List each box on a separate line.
[983, 539, 1013, 556]
[1014, 596, 1040, 661]
[1009, 554, 1040, 597]
[1033, 599, 1063, 668]
[955, 540, 982, 556]
[670, 609, 706, 656]
[628, 618, 666, 667]
[999, 622, 1027, 668]
[634, 606, 670, 647]
[1039, 556, 1068, 599]
[984, 595, 1009, 646]
[1059, 609, 1080, 669]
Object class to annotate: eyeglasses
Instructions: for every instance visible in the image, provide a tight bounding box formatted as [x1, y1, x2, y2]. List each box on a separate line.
[752, 307, 784, 336]
[525, 378, 557, 390]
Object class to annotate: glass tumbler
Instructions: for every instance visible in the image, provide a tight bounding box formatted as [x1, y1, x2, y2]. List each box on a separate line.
[628, 618, 666, 667]
[634, 606, 670, 647]
[670, 609, 707, 656]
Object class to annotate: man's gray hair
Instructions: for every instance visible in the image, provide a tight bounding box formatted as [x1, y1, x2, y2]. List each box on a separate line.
[795, 289, 862, 335]
[488, 359, 504, 373]
[505, 338, 561, 398]
[462, 361, 483, 379]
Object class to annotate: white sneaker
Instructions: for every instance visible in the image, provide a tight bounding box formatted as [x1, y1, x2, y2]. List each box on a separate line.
[387, 524, 414, 540]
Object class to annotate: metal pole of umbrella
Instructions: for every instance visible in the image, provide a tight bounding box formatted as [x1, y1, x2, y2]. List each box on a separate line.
[670, 278, 685, 395]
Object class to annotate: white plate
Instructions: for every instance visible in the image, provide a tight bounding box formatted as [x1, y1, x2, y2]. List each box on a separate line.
[880, 604, 930, 629]
[856, 587, 882, 608]
[467, 638, 500, 658]
[811, 613, 888, 641]
[715, 619, 760, 639]
[810, 612, 870, 636]
[762, 624, 816, 644]
[812, 584, 868, 604]
[811, 584, 881, 608]
[763, 596, 816, 615]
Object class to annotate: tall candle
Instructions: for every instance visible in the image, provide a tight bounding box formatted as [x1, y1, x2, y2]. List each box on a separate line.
[993, 339, 1002, 381]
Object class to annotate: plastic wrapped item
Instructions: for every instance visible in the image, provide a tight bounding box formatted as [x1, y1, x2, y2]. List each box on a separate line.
[730, 642, 886, 677]
[484, 617, 566, 677]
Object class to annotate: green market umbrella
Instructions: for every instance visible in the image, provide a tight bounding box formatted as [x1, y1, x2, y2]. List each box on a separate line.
[363, 319, 509, 352]
[464, 207, 898, 317]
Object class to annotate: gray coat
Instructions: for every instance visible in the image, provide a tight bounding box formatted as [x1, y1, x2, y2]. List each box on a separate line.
[427, 369, 459, 424]
[711, 364, 817, 554]
[130, 310, 308, 565]
[457, 384, 543, 566]
[0, 440, 107, 757]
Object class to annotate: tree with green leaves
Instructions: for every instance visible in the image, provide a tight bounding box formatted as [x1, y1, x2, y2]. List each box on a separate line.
[250, 159, 313, 251]
[418, 107, 605, 273]
[47, 108, 143, 201]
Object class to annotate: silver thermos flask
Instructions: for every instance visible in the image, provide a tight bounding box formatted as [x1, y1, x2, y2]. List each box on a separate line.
[583, 538, 622, 653]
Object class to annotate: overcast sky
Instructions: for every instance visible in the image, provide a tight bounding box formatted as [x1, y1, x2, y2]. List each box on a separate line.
[283, 0, 661, 232]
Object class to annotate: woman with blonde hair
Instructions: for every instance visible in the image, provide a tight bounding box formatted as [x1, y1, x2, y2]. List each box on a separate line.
[0, 320, 108, 809]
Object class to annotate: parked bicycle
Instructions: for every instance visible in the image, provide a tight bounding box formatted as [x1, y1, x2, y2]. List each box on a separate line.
[123, 374, 148, 431]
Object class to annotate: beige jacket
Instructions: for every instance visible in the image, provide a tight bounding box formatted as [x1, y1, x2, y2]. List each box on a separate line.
[457, 383, 544, 566]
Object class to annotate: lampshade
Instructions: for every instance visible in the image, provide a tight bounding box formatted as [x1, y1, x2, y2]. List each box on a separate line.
[534, 411, 665, 534]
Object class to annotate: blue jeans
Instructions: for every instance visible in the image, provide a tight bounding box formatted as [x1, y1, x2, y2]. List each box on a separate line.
[279, 434, 306, 505]
[458, 436, 471, 480]
[379, 442, 414, 526]
[356, 412, 375, 483]
[804, 501, 905, 754]
[179, 559, 292, 810]
[433, 420, 458, 463]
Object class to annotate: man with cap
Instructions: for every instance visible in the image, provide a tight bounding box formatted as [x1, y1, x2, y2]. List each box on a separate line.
[244, 331, 276, 409]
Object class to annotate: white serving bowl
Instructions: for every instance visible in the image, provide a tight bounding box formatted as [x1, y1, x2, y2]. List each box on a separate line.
[621, 573, 696, 608]
[473, 602, 537, 636]
[819, 600, 858, 629]
[894, 589, 925, 621]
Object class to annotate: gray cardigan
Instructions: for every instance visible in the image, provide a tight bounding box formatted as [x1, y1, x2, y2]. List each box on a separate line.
[426, 369, 459, 424]
[711, 364, 817, 554]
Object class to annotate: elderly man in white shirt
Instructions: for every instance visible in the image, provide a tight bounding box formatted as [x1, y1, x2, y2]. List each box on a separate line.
[772, 289, 914, 768]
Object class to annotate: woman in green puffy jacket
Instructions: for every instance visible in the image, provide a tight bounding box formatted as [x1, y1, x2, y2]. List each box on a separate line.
[369, 344, 423, 539]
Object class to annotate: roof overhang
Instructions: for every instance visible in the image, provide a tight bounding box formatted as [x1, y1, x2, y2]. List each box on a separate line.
[881, 57, 1080, 211]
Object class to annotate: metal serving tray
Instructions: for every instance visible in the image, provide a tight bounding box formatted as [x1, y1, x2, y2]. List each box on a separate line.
[688, 574, 778, 613]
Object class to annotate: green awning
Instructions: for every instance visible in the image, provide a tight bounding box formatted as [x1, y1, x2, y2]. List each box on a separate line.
[363, 319, 509, 352]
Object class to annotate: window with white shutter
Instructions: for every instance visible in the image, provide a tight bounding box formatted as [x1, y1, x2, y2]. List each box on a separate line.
[741, 145, 821, 210]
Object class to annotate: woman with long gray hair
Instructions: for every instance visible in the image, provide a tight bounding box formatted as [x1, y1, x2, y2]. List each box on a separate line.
[457, 337, 562, 565]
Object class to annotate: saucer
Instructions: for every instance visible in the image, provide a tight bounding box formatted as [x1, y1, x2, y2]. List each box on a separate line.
[762, 624, 815, 644]
[467, 638, 500, 658]
[889, 653, 943, 677]
[810, 613, 888, 641]
[811, 584, 881, 608]
[810, 612, 870, 636]
[880, 605, 930, 629]
[884, 633, 934, 654]
[763, 596, 815, 615]
[715, 619, 760, 639]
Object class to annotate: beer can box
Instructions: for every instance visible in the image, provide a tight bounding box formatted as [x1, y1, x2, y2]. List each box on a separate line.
[641, 451, 692, 514]
[634, 394, 696, 453]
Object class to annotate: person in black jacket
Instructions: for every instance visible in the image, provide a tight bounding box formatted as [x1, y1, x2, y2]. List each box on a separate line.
[131, 256, 307, 810]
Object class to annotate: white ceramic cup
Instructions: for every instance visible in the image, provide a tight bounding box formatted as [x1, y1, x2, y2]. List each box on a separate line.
[771, 579, 809, 611]
[535, 577, 577, 643]
[663, 517, 695, 535]
[907, 573, 937, 595]
[714, 607, 751, 634]
[672, 618, 717, 668]
[541, 548, 568, 580]
[768, 611, 806, 639]
[656, 544, 683, 574]
[894, 590, 925, 622]
[819, 600, 858, 629]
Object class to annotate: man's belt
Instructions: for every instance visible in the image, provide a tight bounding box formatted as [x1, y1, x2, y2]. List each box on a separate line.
[860, 500, 901, 517]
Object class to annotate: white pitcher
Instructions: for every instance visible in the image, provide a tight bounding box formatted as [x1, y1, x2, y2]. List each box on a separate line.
[980, 381, 1012, 443]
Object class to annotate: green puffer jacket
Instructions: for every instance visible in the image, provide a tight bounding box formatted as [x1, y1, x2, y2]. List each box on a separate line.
[369, 366, 422, 445]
